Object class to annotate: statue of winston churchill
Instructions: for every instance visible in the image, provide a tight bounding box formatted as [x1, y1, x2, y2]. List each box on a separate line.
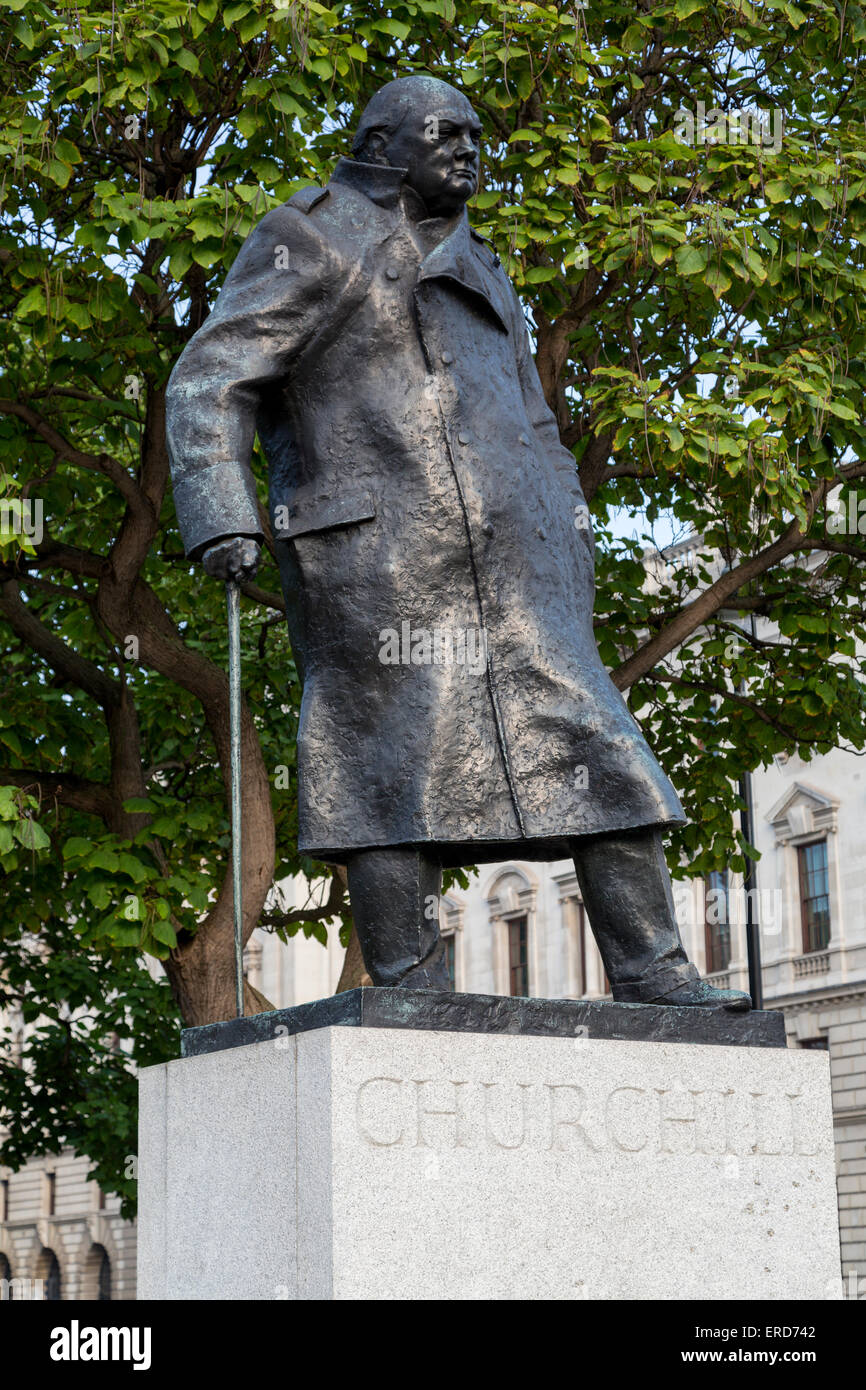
[166, 75, 750, 1011]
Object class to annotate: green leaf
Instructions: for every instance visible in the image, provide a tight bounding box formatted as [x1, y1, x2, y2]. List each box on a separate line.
[191, 243, 225, 268]
[374, 17, 411, 39]
[15, 287, 45, 317]
[117, 853, 149, 883]
[238, 13, 267, 42]
[53, 138, 81, 165]
[741, 248, 766, 281]
[151, 918, 178, 949]
[87, 881, 114, 911]
[270, 89, 298, 115]
[676, 244, 707, 275]
[524, 265, 559, 283]
[65, 302, 92, 330]
[825, 401, 859, 422]
[0, 727, 22, 755]
[764, 179, 791, 203]
[91, 848, 120, 872]
[175, 49, 200, 75]
[13, 819, 50, 852]
[47, 160, 73, 189]
[783, 3, 807, 27]
[705, 265, 732, 299]
[63, 837, 94, 861]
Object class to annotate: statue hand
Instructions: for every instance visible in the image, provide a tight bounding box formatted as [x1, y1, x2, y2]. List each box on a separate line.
[201, 536, 261, 582]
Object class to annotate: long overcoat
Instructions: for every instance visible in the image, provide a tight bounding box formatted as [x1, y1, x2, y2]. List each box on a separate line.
[166, 156, 684, 866]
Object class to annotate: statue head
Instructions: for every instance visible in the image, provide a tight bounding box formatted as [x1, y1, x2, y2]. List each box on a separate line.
[352, 75, 481, 217]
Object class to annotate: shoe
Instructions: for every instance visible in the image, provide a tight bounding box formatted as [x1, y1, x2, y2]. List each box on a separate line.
[649, 978, 752, 1011]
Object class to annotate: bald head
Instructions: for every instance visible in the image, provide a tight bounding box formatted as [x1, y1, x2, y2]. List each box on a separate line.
[352, 75, 481, 217]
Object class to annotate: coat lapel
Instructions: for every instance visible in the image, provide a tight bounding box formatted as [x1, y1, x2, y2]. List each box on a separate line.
[416, 216, 511, 334]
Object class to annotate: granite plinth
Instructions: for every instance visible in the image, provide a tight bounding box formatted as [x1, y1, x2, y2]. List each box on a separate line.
[139, 1023, 841, 1301]
[180, 987, 787, 1058]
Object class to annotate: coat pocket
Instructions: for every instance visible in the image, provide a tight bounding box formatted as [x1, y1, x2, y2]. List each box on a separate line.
[273, 490, 376, 541]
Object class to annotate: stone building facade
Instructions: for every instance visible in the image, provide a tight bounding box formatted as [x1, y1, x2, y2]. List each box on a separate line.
[0, 1149, 136, 1300]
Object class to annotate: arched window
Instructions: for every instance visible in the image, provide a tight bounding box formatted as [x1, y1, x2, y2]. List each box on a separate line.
[0, 1252, 12, 1300]
[81, 1243, 112, 1301]
[98, 1248, 112, 1301]
[36, 1248, 62, 1301]
[439, 895, 464, 992]
[485, 867, 537, 997]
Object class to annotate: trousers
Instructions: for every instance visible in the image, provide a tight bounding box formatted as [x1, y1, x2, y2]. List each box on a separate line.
[345, 830, 700, 1001]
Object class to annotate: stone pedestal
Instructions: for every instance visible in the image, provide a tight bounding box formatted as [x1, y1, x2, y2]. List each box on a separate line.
[137, 992, 842, 1300]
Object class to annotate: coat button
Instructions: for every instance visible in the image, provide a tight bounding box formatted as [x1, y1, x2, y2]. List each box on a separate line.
[482, 522, 494, 537]
[519, 433, 530, 446]
[536, 526, 547, 540]
[441, 350, 454, 364]
[457, 431, 470, 445]
[386, 266, 400, 280]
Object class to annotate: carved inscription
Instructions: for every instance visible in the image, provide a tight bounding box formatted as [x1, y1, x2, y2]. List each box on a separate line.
[354, 1075, 820, 1157]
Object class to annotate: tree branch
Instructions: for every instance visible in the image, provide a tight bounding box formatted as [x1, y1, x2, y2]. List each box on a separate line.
[0, 769, 114, 820]
[611, 481, 834, 689]
[0, 399, 143, 511]
[0, 579, 118, 707]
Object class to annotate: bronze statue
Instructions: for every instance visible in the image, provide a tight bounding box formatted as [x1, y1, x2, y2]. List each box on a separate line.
[166, 75, 750, 1010]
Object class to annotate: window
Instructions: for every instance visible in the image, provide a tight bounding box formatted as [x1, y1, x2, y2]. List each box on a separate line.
[443, 933, 456, 991]
[45, 1170, 56, 1218]
[575, 898, 587, 996]
[800, 1037, 829, 1051]
[704, 870, 732, 974]
[1, 1178, 8, 1223]
[507, 916, 529, 997]
[81, 1243, 113, 1300]
[98, 1249, 112, 1301]
[798, 840, 830, 953]
[0, 1252, 11, 1299]
[37, 1249, 61, 1301]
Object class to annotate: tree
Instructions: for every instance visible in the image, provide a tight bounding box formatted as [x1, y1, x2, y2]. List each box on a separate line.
[2, 0, 865, 1206]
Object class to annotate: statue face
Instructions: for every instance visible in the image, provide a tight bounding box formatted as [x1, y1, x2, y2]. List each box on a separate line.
[377, 92, 482, 217]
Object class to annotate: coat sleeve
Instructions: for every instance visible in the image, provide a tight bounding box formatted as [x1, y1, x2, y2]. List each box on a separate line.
[166, 197, 347, 558]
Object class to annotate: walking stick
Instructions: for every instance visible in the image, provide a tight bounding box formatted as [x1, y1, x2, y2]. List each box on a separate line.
[226, 579, 244, 1018]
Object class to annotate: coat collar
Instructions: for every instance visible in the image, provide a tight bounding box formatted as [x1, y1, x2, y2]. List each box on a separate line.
[330, 157, 511, 334]
[331, 156, 407, 208]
